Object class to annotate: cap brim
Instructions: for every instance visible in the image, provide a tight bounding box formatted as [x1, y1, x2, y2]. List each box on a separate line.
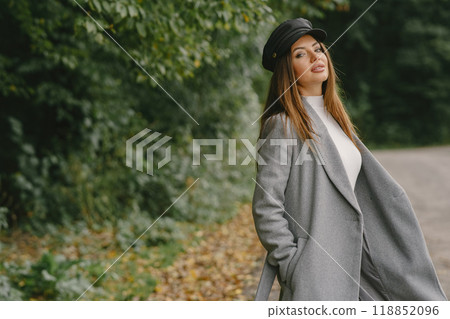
[305, 29, 327, 42]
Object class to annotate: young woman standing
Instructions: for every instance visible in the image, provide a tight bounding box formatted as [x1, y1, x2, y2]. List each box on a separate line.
[252, 18, 447, 301]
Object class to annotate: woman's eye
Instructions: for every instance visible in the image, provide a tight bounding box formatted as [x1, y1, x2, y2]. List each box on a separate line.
[295, 48, 322, 58]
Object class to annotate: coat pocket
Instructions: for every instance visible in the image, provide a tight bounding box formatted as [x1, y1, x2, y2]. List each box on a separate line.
[285, 237, 309, 288]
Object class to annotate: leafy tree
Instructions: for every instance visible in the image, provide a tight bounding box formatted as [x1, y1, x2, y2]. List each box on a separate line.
[0, 0, 272, 230]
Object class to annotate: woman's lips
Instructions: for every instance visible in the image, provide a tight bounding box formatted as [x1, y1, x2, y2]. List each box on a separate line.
[311, 64, 325, 73]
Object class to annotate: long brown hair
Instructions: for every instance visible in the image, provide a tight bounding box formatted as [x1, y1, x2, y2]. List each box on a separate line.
[259, 42, 361, 152]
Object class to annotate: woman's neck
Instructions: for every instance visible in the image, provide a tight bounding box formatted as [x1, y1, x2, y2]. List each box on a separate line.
[298, 84, 323, 96]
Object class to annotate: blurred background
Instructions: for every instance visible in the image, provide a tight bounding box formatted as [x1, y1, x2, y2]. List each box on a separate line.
[0, 0, 449, 300]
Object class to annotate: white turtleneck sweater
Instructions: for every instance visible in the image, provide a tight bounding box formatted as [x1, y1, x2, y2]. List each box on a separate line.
[304, 95, 362, 191]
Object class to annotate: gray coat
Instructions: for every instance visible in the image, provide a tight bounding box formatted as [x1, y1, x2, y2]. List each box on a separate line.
[252, 97, 447, 301]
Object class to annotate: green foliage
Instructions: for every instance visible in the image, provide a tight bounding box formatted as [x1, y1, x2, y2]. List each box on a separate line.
[115, 214, 186, 250]
[0, 274, 23, 300]
[0, 252, 104, 300]
[74, 0, 273, 82]
[268, 0, 350, 20]
[0, 0, 271, 231]
[150, 241, 186, 269]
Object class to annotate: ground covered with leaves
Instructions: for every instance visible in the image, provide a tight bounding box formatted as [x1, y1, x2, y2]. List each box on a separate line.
[0, 203, 277, 300]
[147, 203, 268, 300]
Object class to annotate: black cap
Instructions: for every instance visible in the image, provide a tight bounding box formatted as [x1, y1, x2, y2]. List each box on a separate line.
[262, 18, 327, 72]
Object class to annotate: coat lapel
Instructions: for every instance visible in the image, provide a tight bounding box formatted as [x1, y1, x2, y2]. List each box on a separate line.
[301, 97, 363, 217]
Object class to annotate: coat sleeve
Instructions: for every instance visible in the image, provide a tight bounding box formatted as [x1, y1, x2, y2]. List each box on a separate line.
[252, 113, 298, 284]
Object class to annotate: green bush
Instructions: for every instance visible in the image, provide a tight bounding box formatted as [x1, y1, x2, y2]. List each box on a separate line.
[0, 274, 23, 301]
[0, 252, 104, 300]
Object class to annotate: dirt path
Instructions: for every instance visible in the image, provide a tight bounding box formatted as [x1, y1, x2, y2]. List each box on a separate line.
[147, 145, 449, 300]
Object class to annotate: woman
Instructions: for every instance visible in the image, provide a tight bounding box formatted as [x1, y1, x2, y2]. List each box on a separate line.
[251, 18, 447, 301]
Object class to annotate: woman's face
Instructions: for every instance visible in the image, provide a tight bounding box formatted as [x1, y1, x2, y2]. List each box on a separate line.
[290, 35, 329, 96]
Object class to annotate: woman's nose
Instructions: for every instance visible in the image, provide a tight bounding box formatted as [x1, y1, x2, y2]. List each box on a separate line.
[311, 51, 320, 62]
